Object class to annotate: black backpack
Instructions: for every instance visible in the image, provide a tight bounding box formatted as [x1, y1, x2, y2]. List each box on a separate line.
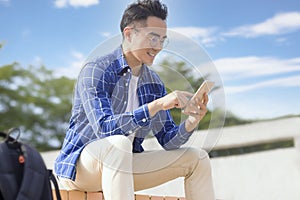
[0, 128, 61, 200]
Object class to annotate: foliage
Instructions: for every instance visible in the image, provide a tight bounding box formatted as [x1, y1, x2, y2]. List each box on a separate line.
[0, 63, 74, 151]
[0, 41, 4, 49]
[223, 111, 251, 126]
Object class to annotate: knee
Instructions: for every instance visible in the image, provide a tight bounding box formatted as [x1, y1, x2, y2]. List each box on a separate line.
[107, 135, 133, 153]
[102, 135, 133, 172]
[184, 147, 209, 160]
[83, 135, 132, 161]
[184, 148, 212, 171]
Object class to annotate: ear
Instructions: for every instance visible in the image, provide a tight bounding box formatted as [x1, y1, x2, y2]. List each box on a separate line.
[123, 27, 132, 42]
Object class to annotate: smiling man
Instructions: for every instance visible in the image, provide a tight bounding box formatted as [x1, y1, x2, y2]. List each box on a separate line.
[54, 0, 215, 200]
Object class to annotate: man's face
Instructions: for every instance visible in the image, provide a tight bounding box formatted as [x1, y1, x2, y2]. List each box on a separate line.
[130, 16, 168, 66]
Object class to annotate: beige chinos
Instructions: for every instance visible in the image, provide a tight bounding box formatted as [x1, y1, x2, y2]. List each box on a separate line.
[59, 135, 215, 200]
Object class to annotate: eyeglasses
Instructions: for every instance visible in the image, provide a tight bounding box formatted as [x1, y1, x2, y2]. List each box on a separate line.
[147, 34, 169, 49]
[132, 28, 169, 49]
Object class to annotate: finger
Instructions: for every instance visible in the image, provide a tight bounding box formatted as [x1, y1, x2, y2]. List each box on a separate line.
[199, 102, 207, 110]
[187, 112, 201, 119]
[183, 108, 200, 116]
[186, 101, 201, 114]
[183, 96, 201, 113]
[194, 99, 201, 110]
[191, 97, 202, 110]
[182, 101, 197, 115]
[181, 91, 194, 98]
[202, 93, 209, 105]
[181, 94, 191, 107]
[172, 92, 183, 108]
[177, 93, 192, 108]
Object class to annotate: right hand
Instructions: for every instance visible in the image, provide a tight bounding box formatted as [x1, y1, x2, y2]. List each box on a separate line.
[148, 90, 193, 117]
[160, 90, 193, 110]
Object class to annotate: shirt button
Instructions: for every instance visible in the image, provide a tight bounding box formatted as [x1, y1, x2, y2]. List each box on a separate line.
[124, 101, 127, 104]
[123, 73, 126, 76]
[142, 118, 147, 123]
[125, 83, 128, 86]
[129, 130, 133, 134]
[127, 68, 131, 72]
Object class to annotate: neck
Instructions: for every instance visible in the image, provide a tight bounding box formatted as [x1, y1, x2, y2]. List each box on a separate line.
[122, 45, 142, 76]
[131, 65, 142, 76]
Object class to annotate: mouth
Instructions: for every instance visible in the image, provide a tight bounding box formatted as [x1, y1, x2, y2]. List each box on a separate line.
[147, 52, 156, 58]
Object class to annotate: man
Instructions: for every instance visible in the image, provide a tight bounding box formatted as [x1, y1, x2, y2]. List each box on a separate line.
[55, 0, 216, 199]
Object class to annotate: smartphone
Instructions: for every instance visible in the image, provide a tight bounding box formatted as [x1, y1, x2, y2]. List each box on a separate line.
[183, 80, 214, 114]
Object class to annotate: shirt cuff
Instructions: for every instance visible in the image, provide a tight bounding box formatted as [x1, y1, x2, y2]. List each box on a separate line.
[133, 104, 150, 127]
[163, 122, 192, 150]
[177, 122, 193, 141]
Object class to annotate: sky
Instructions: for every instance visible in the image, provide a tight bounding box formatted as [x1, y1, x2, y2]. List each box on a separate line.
[0, 0, 300, 120]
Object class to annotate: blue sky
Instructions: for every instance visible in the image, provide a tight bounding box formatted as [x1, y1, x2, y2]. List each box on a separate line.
[1, 0, 300, 120]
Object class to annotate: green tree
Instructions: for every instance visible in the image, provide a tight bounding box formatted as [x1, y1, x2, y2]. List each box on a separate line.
[0, 63, 74, 151]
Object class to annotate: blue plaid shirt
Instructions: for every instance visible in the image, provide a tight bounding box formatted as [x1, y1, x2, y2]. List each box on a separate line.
[55, 46, 192, 180]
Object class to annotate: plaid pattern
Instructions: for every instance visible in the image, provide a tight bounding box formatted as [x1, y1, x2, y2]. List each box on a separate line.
[54, 46, 192, 180]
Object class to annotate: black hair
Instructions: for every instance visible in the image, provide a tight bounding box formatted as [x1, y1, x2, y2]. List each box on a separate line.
[120, 0, 168, 33]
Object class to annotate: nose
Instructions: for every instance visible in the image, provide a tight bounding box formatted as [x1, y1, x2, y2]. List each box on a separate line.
[152, 42, 163, 51]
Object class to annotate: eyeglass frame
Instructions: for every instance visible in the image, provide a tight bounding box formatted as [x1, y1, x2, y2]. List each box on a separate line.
[130, 27, 169, 49]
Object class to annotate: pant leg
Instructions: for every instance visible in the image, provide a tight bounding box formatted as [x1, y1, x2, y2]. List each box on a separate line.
[133, 147, 215, 200]
[58, 135, 135, 200]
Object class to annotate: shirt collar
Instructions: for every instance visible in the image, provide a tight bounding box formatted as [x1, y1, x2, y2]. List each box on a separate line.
[115, 45, 130, 75]
[114, 45, 150, 79]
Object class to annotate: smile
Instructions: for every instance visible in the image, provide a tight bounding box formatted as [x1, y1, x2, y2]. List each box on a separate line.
[147, 52, 156, 57]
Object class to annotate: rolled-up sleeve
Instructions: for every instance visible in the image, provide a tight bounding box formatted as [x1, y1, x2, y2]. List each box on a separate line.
[77, 62, 151, 138]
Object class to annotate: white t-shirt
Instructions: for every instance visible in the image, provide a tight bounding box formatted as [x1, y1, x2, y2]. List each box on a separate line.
[125, 75, 139, 141]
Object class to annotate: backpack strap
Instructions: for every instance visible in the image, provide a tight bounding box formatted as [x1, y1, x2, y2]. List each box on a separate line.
[0, 131, 7, 139]
[0, 128, 19, 143]
[49, 170, 62, 200]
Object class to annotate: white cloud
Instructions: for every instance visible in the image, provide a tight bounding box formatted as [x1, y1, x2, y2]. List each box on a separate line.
[224, 73, 300, 119]
[71, 50, 84, 60]
[32, 56, 43, 66]
[214, 56, 300, 80]
[170, 26, 220, 47]
[54, 50, 85, 78]
[213, 56, 300, 94]
[54, 0, 99, 8]
[0, 0, 10, 6]
[275, 37, 288, 44]
[168, 12, 300, 46]
[100, 32, 112, 38]
[225, 75, 300, 94]
[54, 0, 67, 8]
[224, 12, 300, 38]
[21, 29, 31, 37]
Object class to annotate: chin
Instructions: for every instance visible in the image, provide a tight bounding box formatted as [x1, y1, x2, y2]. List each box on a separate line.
[144, 61, 154, 66]
[143, 57, 155, 66]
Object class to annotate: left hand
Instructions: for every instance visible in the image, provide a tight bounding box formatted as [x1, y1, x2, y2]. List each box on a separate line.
[183, 93, 209, 132]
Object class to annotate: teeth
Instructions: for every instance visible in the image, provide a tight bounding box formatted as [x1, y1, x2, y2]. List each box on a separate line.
[148, 52, 155, 57]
